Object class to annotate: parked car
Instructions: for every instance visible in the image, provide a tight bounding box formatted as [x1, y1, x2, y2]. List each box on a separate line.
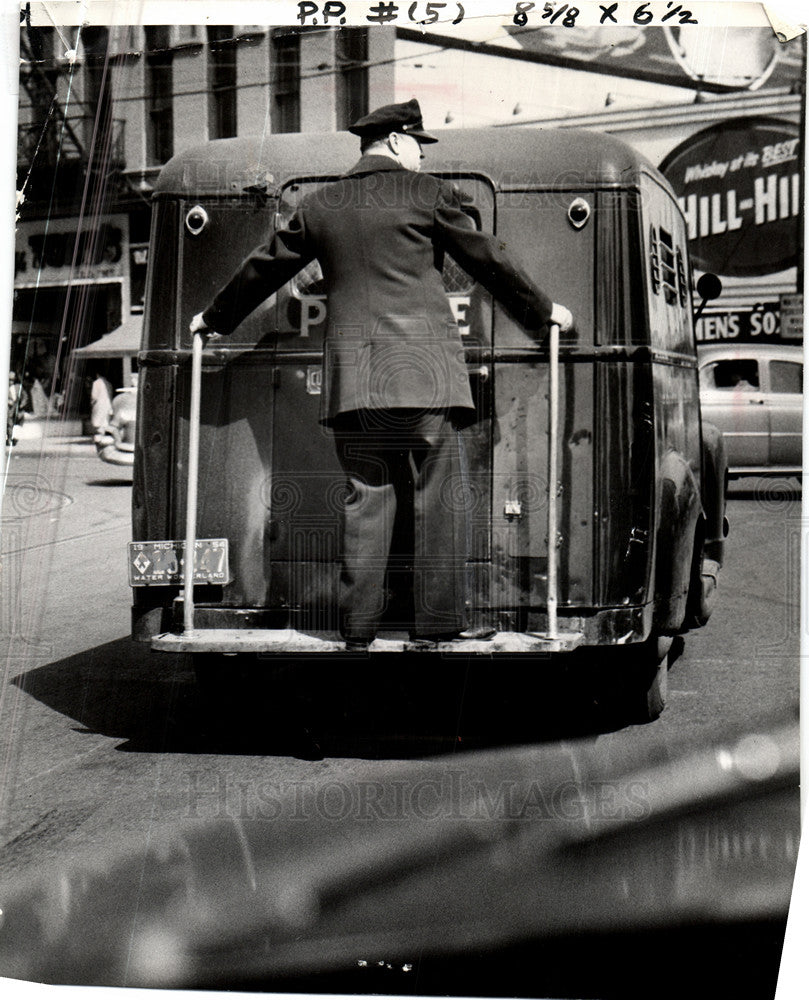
[94, 385, 136, 466]
[71, 316, 142, 468]
[698, 342, 803, 477]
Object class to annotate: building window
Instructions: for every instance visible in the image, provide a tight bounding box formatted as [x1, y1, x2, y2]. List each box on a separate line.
[82, 27, 111, 159]
[271, 30, 300, 133]
[23, 23, 55, 67]
[176, 26, 201, 45]
[145, 27, 173, 165]
[207, 27, 237, 139]
[336, 28, 368, 131]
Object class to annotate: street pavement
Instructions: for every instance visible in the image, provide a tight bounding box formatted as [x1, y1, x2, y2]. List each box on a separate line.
[0, 429, 802, 993]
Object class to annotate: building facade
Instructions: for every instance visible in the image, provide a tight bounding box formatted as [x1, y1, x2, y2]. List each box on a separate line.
[14, 25, 394, 410]
[14, 22, 804, 414]
[389, 24, 804, 346]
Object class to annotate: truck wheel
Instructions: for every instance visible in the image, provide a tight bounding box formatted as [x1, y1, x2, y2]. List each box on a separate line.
[685, 528, 721, 629]
[592, 636, 671, 725]
[628, 635, 671, 723]
[192, 653, 323, 758]
[192, 652, 245, 746]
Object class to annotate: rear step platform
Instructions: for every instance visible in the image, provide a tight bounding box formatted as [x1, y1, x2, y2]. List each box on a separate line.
[152, 629, 585, 655]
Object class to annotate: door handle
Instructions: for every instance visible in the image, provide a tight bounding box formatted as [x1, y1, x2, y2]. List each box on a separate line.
[470, 365, 490, 381]
[747, 398, 765, 405]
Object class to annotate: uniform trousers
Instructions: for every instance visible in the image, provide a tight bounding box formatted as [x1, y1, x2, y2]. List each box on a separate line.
[332, 408, 468, 641]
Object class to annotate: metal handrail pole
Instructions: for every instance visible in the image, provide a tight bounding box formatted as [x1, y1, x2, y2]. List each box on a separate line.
[546, 322, 560, 640]
[182, 331, 204, 634]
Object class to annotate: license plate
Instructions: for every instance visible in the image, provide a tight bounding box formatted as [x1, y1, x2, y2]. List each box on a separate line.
[128, 539, 229, 586]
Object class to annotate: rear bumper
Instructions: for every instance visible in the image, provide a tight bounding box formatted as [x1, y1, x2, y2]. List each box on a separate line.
[146, 603, 654, 656]
[151, 628, 586, 655]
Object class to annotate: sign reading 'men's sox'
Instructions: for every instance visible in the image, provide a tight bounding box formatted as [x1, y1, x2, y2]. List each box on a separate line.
[660, 118, 801, 278]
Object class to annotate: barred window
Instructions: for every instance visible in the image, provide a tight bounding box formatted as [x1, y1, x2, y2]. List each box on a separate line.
[676, 248, 689, 308]
[658, 227, 678, 306]
[649, 225, 660, 296]
[649, 225, 687, 308]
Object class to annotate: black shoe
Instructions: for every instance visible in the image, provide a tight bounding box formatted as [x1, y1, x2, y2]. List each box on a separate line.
[408, 627, 496, 650]
[343, 637, 372, 652]
[408, 631, 462, 650]
[411, 627, 496, 643]
[408, 637, 438, 651]
[459, 626, 497, 640]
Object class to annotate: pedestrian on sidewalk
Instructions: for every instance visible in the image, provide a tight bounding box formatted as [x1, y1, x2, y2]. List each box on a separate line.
[7, 371, 28, 446]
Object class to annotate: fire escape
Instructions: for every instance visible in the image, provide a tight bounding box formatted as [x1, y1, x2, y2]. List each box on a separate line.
[18, 27, 126, 210]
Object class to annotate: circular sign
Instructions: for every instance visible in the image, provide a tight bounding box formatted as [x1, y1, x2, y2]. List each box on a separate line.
[659, 118, 801, 278]
[663, 27, 779, 90]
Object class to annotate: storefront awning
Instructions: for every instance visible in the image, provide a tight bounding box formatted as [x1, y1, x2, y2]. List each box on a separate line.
[72, 313, 143, 358]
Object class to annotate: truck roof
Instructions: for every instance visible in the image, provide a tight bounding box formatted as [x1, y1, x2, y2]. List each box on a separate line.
[154, 127, 661, 197]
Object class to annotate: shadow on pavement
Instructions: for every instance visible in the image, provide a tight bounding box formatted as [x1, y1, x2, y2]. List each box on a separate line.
[9, 637, 657, 759]
[11, 638, 199, 752]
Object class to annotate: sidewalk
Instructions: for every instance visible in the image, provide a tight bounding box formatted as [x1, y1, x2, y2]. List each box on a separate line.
[7, 417, 97, 458]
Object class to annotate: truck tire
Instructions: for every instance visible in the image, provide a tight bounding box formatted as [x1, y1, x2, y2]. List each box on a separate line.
[192, 653, 322, 758]
[192, 652, 248, 747]
[591, 636, 671, 726]
[685, 524, 721, 629]
[624, 635, 671, 723]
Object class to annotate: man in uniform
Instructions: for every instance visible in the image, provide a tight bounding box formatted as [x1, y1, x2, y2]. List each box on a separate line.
[191, 99, 573, 650]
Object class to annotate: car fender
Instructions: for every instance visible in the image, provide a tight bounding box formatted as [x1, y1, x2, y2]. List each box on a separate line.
[681, 421, 728, 630]
[700, 420, 728, 564]
[94, 434, 135, 467]
[653, 448, 701, 633]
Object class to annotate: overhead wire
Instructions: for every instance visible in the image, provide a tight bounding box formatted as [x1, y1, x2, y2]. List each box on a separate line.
[18, 24, 462, 107]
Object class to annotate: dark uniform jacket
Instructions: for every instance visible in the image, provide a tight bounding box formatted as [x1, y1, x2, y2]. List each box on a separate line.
[202, 155, 554, 424]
